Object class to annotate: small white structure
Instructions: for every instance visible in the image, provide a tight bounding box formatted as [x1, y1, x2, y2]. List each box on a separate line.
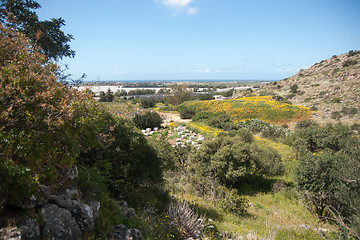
[186, 140, 192, 144]
[153, 127, 159, 131]
[176, 138, 182, 142]
[190, 136, 195, 140]
[146, 128, 152, 132]
[214, 95, 226, 101]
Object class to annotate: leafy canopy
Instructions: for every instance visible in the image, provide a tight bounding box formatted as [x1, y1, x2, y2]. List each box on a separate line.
[0, 0, 74, 60]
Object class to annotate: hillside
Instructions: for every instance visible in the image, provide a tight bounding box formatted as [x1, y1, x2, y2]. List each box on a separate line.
[258, 50, 360, 124]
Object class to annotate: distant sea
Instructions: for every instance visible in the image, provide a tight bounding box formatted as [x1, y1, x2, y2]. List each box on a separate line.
[83, 79, 277, 83]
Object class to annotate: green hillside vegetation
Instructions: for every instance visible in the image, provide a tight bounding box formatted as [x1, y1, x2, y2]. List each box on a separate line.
[258, 51, 360, 124]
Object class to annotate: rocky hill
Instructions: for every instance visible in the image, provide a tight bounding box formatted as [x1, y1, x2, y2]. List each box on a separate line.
[258, 50, 360, 124]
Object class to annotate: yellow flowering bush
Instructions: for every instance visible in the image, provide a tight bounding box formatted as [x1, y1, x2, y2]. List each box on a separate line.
[181, 96, 310, 124]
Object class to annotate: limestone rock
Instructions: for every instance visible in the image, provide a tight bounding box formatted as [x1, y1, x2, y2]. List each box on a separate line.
[49, 192, 99, 232]
[41, 203, 82, 240]
[110, 224, 142, 240]
[19, 218, 40, 240]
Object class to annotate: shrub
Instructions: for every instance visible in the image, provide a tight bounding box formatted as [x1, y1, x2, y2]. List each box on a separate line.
[331, 111, 342, 119]
[293, 124, 360, 238]
[188, 129, 276, 187]
[342, 59, 357, 67]
[99, 89, 114, 102]
[341, 107, 358, 115]
[167, 201, 204, 238]
[0, 24, 106, 202]
[132, 111, 163, 129]
[309, 106, 318, 111]
[140, 98, 156, 108]
[78, 116, 164, 202]
[290, 84, 299, 93]
[256, 145, 284, 176]
[214, 185, 247, 213]
[332, 97, 341, 103]
[179, 107, 196, 119]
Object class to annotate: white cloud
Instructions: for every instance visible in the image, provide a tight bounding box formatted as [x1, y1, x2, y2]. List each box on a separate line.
[194, 68, 210, 73]
[114, 70, 127, 75]
[155, 0, 198, 16]
[187, 7, 198, 15]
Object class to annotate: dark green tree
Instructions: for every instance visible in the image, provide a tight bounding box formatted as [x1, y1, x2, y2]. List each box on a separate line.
[0, 0, 74, 60]
[293, 123, 360, 238]
[99, 89, 114, 102]
[165, 83, 192, 106]
[140, 98, 156, 108]
[188, 129, 282, 187]
[132, 111, 163, 130]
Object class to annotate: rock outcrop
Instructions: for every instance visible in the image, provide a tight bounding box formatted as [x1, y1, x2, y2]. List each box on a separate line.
[0, 166, 142, 240]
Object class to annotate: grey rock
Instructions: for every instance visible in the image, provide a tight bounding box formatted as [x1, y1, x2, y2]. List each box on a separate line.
[41, 203, 82, 240]
[19, 218, 40, 240]
[49, 191, 99, 232]
[111, 224, 142, 240]
[118, 200, 137, 218]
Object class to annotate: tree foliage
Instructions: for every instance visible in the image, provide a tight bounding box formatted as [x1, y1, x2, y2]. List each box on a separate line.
[188, 129, 283, 187]
[99, 89, 114, 102]
[0, 24, 102, 201]
[293, 123, 360, 238]
[165, 83, 192, 106]
[0, 0, 74, 60]
[132, 111, 163, 130]
[0, 24, 164, 208]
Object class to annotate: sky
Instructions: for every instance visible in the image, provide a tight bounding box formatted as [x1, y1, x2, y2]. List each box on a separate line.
[36, 0, 360, 81]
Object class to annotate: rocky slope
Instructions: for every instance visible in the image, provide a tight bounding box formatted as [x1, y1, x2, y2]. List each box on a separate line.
[258, 50, 360, 124]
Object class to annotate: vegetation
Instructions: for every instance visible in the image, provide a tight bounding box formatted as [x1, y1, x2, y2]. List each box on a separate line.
[291, 122, 360, 239]
[132, 111, 163, 130]
[0, 0, 74, 60]
[179, 96, 311, 124]
[2, 10, 360, 239]
[165, 83, 192, 105]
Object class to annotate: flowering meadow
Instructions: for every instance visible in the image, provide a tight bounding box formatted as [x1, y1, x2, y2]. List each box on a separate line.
[180, 96, 311, 124]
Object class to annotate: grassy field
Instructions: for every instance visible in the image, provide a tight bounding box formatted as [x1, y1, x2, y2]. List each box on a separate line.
[180, 96, 311, 124]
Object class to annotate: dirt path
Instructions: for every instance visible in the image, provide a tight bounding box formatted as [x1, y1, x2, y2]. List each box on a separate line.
[157, 111, 191, 126]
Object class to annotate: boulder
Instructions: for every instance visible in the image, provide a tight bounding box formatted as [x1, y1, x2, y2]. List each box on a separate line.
[19, 218, 40, 240]
[41, 203, 82, 240]
[111, 224, 142, 240]
[49, 192, 99, 232]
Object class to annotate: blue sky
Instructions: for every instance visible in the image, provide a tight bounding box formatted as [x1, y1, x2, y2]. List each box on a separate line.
[36, 0, 360, 81]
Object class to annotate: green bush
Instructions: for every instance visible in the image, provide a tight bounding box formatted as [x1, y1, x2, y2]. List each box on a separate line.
[341, 107, 358, 115]
[256, 146, 284, 176]
[140, 98, 156, 108]
[0, 24, 107, 203]
[290, 84, 299, 93]
[78, 117, 164, 207]
[178, 107, 196, 119]
[132, 111, 163, 129]
[342, 59, 357, 67]
[293, 123, 360, 238]
[188, 129, 270, 187]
